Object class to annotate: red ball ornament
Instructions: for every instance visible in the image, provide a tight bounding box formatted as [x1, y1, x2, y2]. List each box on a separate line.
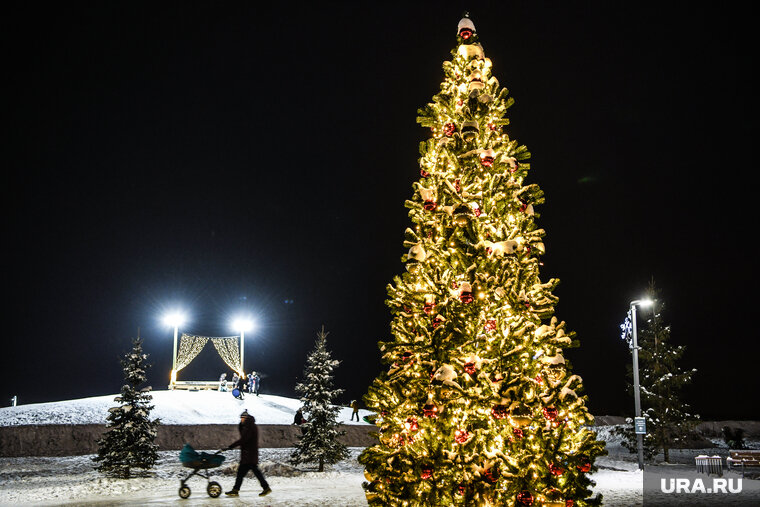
[405, 416, 419, 431]
[463, 362, 476, 375]
[516, 490, 534, 505]
[420, 168, 429, 177]
[513, 427, 524, 439]
[566, 501, 574, 507]
[423, 200, 437, 211]
[421, 465, 433, 480]
[460, 291, 473, 304]
[577, 459, 592, 473]
[455, 428, 470, 444]
[472, 205, 482, 217]
[484, 319, 497, 332]
[549, 463, 564, 476]
[459, 27, 473, 40]
[444, 123, 456, 136]
[481, 156, 494, 167]
[423, 302, 435, 314]
[491, 404, 509, 419]
[543, 407, 558, 421]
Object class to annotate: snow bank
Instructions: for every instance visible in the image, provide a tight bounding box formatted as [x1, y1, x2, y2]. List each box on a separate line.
[0, 390, 373, 426]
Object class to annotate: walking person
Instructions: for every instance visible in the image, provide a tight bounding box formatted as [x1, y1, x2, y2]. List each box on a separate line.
[350, 400, 360, 422]
[226, 410, 271, 497]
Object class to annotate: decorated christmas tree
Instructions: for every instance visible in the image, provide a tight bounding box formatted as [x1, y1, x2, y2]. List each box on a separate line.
[93, 337, 160, 478]
[290, 326, 349, 472]
[359, 14, 605, 507]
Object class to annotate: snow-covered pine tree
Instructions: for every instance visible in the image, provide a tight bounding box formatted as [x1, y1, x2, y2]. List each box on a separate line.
[617, 281, 699, 462]
[93, 337, 161, 478]
[290, 326, 349, 472]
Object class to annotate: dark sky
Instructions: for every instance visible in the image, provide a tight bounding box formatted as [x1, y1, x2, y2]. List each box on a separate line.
[3, 2, 756, 420]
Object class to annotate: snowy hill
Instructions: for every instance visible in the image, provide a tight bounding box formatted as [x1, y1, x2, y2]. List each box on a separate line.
[0, 390, 372, 426]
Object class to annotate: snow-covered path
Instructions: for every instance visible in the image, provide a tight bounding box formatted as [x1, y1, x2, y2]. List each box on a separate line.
[0, 449, 644, 506]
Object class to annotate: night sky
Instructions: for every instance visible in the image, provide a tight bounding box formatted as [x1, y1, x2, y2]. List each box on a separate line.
[4, 2, 756, 420]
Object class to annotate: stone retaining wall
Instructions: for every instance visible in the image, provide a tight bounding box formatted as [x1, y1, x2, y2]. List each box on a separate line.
[0, 424, 377, 457]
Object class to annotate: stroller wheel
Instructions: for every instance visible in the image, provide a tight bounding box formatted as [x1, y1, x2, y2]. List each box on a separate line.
[179, 485, 191, 498]
[207, 481, 222, 497]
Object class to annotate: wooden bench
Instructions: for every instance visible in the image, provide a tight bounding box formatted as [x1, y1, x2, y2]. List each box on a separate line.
[169, 381, 222, 391]
[726, 449, 760, 477]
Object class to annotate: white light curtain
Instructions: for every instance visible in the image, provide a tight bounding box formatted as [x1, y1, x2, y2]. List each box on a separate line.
[211, 337, 242, 374]
[175, 334, 210, 373]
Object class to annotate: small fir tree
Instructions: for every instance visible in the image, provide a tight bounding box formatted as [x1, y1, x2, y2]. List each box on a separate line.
[93, 337, 160, 478]
[617, 281, 698, 462]
[290, 326, 349, 471]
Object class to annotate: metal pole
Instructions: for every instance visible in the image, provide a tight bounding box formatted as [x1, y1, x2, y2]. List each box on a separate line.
[631, 303, 644, 470]
[240, 330, 245, 375]
[172, 325, 179, 386]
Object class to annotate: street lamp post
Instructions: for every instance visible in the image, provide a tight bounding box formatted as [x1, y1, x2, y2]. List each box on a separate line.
[233, 318, 253, 375]
[163, 312, 186, 388]
[629, 298, 653, 470]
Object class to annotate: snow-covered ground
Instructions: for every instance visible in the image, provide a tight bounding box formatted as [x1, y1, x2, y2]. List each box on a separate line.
[0, 449, 645, 506]
[0, 390, 373, 426]
[1, 392, 758, 505]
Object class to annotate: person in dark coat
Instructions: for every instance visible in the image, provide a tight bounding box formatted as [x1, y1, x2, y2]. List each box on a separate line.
[225, 410, 271, 497]
[293, 408, 306, 426]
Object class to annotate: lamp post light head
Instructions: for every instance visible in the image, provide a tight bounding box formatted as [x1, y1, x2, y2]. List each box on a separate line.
[233, 318, 254, 333]
[162, 312, 186, 329]
[630, 298, 654, 308]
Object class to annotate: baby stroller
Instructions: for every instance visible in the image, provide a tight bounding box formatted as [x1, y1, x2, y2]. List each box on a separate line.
[178, 443, 226, 499]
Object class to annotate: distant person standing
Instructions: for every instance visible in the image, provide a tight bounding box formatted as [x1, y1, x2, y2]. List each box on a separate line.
[218, 373, 227, 392]
[247, 372, 254, 393]
[253, 372, 261, 396]
[226, 410, 271, 497]
[350, 400, 360, 422]
[293, 408, 307, 426]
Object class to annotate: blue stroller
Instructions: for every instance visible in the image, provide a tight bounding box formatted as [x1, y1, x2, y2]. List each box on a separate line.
[178, 444, 226, 499]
